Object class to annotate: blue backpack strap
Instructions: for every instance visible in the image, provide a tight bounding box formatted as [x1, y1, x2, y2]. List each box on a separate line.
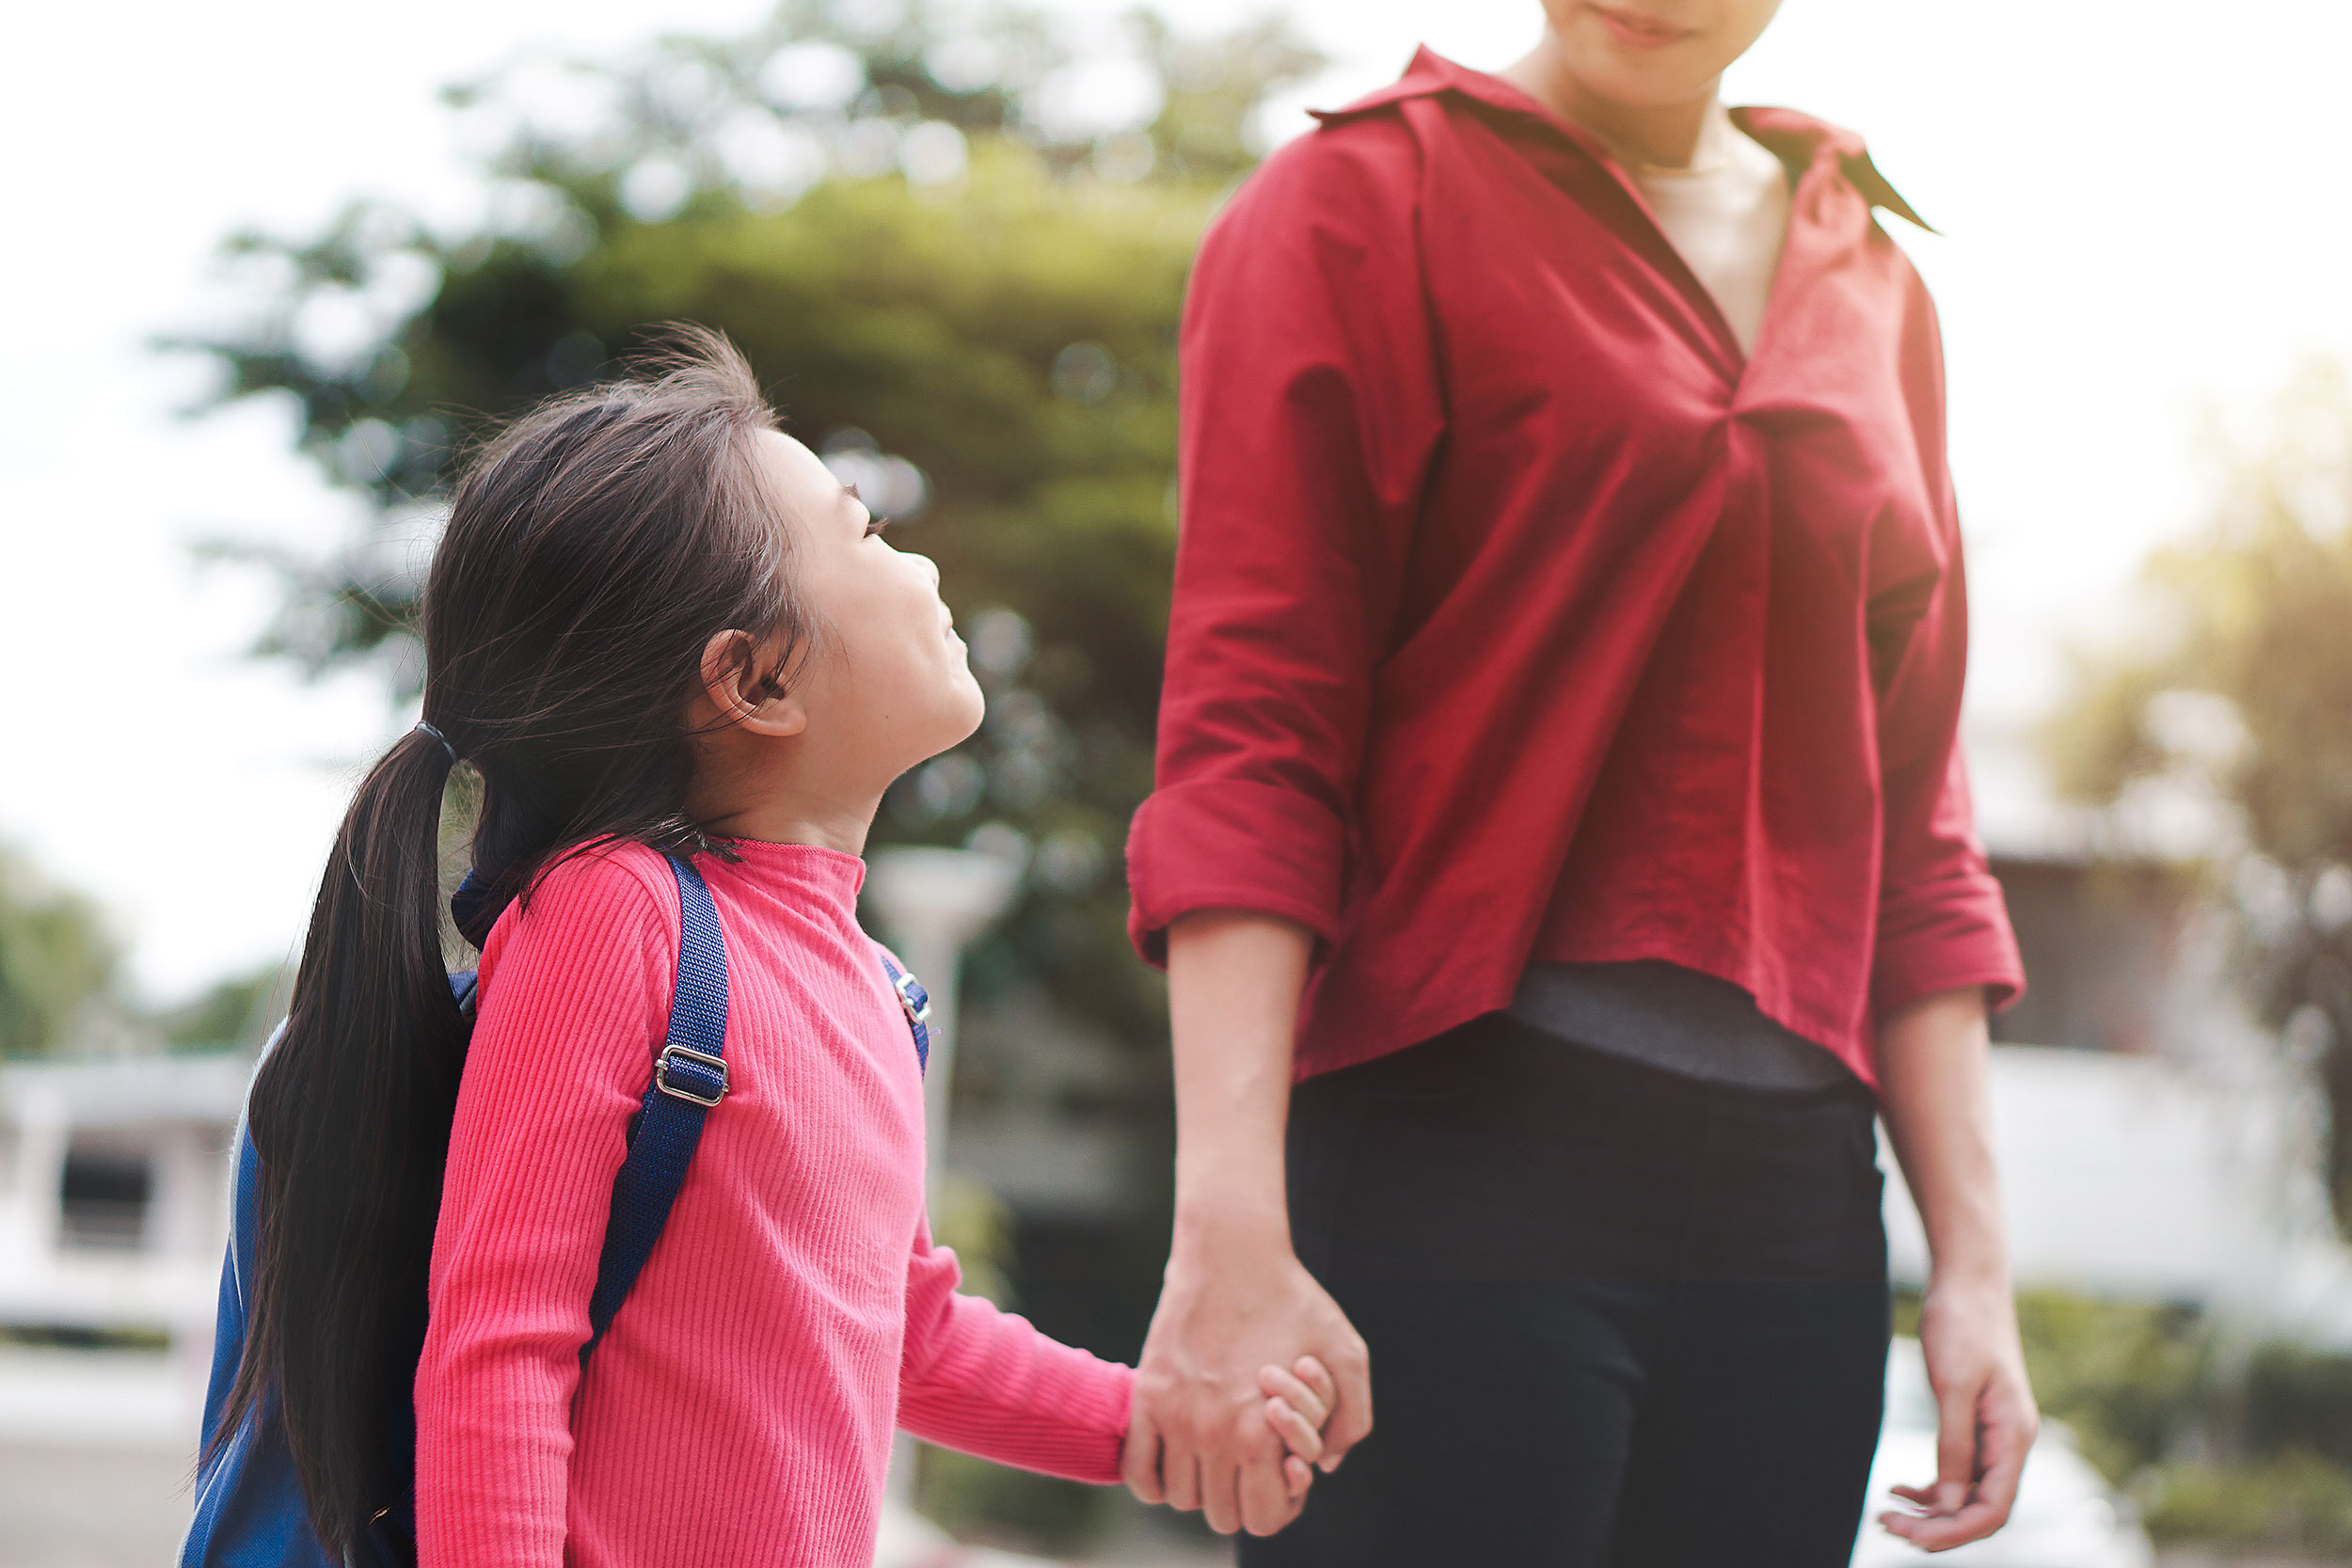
[878, 949, 930, 1074]
[580, 853, 729, 1370]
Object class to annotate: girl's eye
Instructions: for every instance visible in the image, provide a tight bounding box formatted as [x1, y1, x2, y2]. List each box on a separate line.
[865, 515, 891, 538]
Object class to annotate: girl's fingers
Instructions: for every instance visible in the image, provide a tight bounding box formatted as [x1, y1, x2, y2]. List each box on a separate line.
[1263, 1394, 1325, 1465]
[1284, 1453, 1313, 1500]
[1258, 1364, 1329, 1432]
[1293, 1354, 1338, 1419]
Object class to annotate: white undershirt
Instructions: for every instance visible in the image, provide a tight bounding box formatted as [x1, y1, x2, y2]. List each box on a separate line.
[1627, 106, 1791, 356]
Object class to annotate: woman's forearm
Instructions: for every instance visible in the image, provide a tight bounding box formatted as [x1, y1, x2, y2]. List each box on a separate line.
[1133, 909, 1371, 1529]
[1872, 986, 2040, 1546]
[1876, 987, 2008, 1286]
[1164, 910, 1313, 1247]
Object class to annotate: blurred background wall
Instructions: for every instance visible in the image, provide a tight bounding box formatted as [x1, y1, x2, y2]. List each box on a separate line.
[9, 1, 2352, 1562]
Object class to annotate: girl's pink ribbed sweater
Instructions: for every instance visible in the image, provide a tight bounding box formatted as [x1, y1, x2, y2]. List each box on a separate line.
[414, 839, 1133, 1567]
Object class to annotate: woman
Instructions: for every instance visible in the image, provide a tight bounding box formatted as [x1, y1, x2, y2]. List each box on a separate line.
[1116, 3, 2039, 1561]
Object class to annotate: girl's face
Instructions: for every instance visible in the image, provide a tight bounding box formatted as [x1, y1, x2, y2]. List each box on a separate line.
[1539, 0, 1784, 108]
[758, 429, 984, 784]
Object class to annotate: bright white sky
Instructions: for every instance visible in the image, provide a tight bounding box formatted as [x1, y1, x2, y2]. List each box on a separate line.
[5, 0, 2349, 1001]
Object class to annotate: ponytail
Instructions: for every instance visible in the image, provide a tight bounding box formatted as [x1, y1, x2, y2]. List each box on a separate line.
[215, 724, 470, 1552]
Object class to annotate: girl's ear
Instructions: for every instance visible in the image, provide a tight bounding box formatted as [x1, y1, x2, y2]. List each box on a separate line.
[699, 628, 808, 738]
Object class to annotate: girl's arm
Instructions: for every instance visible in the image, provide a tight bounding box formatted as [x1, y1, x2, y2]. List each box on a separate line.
[1874, 987, 2039, 1551]
[895, 1222, 1334, 1493]
[894, 1221, 1135, 1482]
[413, 852, 675, 1568]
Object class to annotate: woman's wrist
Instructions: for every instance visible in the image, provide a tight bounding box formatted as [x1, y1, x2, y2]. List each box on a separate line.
[1926, 1255, 2014, 1302]
[1170, 1188, 1292, 1261]
[1916, 1190, 2012, 1300]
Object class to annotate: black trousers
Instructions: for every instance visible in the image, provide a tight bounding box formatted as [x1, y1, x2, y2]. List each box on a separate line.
[1238, 1013, 1890, 1568]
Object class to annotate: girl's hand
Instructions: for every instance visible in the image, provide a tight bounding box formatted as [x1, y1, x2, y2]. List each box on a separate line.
[1258, 1356, 1339, 1499]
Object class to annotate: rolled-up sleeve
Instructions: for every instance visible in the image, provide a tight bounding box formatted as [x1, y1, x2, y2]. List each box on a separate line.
[1126, 120, 1443, 966]
[1869, 287, 2026, 1021]
[1874, 742, 2024, 1018]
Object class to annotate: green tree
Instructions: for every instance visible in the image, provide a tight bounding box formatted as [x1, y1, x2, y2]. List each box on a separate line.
[2052, 360, 2352, 1229]
[0, 844, 121, 1057]
[151, 964, 287, 1051]
[183, 0, 1323, 1046]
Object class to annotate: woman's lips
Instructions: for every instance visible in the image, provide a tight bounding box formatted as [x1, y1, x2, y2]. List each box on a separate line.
[1587, 3, 1693, 48]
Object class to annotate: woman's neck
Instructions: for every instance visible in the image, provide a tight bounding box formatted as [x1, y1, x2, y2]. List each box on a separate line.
[1499, 36, 1725, 169]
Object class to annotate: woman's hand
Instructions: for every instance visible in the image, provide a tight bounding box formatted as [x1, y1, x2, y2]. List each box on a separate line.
[1874, 986, 2039, 1552]
[1119, 1354, 1338, 1514]
[1880, 1275, 2039, 1549]
[1121, 1216, 1371, 1537]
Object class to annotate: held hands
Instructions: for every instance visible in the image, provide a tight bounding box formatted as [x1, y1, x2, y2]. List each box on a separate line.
[1119, 1358, 1339, 1513]
[1879, 1276, 2040, 1551]
[1122, 1354, 1343, 1527]
[1122, 1227, 1373, 1537]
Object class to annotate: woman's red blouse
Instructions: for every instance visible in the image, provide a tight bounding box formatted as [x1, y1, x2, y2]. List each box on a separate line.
[1124, 50, 2024, 1087]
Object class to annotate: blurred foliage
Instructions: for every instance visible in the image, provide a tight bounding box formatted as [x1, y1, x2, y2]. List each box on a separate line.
[2245, 1341, 2352, 1471]
[2142, 1452, 2352, 1553]
[176, 0, 1324, 1052]
[914, 1442, 1106, 1555]
[151, 964, 287, 1052]
[2012, 1291, 2210, 1483]
[2050, 359, 2352, 1231]
[0, 842, 289, 1056]
[928, 1169, 1018, 1307]
[0, 843, 121, 1057]
[2143, 1341, 2352, 1550]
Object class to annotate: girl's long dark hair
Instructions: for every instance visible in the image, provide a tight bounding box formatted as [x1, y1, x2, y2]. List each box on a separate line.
[215, 327, 815, 1556]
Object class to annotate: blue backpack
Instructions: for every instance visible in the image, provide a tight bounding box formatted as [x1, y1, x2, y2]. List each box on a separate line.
[183, 854, 930, 1567]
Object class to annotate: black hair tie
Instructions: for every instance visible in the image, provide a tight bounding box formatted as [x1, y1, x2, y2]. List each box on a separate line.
[415, 721, 459, 766]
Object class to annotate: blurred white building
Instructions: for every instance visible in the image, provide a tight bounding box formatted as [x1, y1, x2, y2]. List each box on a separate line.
[1884, 835, 2352, 1347]
[0, 1052, 245, 1442]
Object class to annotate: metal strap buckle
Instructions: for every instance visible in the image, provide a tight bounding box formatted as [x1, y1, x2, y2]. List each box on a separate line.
[654, 1043, 728, 1107]
[893, 969, 931, 1025]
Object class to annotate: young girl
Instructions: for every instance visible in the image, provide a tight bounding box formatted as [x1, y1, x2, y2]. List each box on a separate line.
[210, 330, 1333, 1566]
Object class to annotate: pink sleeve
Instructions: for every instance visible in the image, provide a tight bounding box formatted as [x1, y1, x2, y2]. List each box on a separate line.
[896, 1219, 1134, 1484]
[414, 849, 675, 1568]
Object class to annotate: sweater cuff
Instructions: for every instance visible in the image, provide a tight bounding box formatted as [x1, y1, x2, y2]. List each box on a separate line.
[1125, 778, 1348, 967]
[1872, 869, 2026, 1020]
[898, 1353, 1134, 1486]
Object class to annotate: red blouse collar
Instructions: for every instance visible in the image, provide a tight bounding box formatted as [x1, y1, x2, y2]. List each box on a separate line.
[1311, 46, 1935, 234]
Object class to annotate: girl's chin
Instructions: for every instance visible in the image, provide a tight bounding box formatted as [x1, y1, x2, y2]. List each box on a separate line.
[943, 670, 987, 737]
